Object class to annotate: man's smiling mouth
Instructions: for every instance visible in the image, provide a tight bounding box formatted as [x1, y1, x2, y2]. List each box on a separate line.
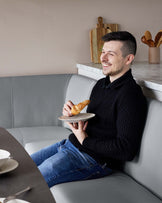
[102, 63, 112, 68]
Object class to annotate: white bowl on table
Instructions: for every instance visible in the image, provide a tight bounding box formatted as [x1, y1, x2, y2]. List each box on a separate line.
[0, 149, 10, 168]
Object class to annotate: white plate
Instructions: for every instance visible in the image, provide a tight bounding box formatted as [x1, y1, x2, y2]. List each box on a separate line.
[58, 113, 95, 123]
[0, 159, 18, 175]
[0, 198, 30, 203]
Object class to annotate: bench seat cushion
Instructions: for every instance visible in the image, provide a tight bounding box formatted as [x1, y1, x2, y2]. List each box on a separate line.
[7, 126, 71, 154]
[51, 172, 162, 203]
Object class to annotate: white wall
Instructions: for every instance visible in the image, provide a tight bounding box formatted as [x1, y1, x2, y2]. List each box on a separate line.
[0, 0, 161, 76]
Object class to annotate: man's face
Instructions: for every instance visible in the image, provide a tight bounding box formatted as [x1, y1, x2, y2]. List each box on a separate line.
[100, 41, 130, 81]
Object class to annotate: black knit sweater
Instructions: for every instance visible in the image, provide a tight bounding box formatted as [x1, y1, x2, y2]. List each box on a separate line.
[69, 69, 147, 169]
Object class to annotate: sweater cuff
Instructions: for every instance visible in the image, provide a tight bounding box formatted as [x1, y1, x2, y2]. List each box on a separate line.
[82, 137, 97, 150]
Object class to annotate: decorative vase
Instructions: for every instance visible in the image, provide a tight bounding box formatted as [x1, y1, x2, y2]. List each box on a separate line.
[149, 47, 160, 64]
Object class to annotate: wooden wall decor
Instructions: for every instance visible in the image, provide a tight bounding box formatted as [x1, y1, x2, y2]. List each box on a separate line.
[90, 17, 118, 63]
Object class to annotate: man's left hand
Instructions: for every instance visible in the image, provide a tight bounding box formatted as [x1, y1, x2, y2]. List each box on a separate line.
[67, 121, 88, 144]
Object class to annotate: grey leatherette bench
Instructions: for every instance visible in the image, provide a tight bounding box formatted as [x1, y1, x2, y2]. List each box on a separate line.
[0, 74, 162, 203]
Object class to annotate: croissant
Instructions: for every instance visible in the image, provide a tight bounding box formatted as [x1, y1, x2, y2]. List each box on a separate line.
[71, 100, 90, 116]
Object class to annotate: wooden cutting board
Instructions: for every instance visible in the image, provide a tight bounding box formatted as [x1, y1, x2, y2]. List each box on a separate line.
[90, 17, 118, 63]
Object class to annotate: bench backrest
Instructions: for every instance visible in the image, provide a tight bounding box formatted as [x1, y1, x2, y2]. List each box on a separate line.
[124, 99, 162, 199]
[0, 74, 72, 128]
[0, 74, 96, 128]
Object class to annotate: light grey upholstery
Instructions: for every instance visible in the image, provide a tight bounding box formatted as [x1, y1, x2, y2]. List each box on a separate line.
[0, 78, 13, 128]
[124, 99, 162, 199]
[65, 74, 96, 103]
[12, 74, 72, 128]
[51, 173, 162, 203]
[8, 126, 71, 154]
[0, 73, 161, 202]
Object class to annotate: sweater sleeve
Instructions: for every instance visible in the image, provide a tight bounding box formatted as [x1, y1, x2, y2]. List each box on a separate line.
[83, 90, 147, 162]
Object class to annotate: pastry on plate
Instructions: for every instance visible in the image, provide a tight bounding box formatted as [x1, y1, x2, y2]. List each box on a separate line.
[71, 100, 90, 116]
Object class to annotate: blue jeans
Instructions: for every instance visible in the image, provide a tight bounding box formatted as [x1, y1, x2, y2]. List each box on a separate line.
[31, 139, 112, 187]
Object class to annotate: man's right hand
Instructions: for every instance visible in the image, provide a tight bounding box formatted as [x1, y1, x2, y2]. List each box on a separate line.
[62, 100, 74, 117]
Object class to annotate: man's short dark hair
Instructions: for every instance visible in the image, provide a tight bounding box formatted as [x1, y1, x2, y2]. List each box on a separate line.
[102, 31, 137, 57]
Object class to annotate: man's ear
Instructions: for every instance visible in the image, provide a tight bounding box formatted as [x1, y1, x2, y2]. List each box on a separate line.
[126, 54, 135, 65]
